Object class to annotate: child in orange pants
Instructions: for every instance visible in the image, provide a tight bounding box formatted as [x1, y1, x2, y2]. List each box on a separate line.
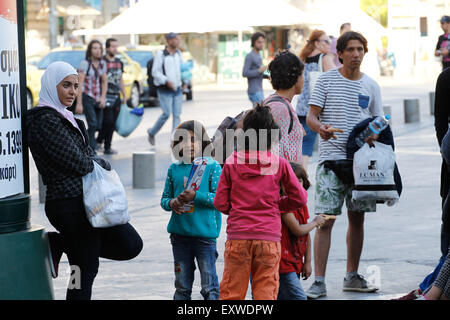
[214, 105, 308, 300]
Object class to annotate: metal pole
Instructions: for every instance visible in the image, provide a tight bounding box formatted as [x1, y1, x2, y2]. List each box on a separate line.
[404, 99, 421, 123]
[49, 0, 58, 49]
[133, 152, 156, 189]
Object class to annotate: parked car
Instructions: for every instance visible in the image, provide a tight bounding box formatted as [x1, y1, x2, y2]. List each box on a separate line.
[26, 47, 145, 108]
[121, 45, 162, 106]
[122, 45, 194, 104]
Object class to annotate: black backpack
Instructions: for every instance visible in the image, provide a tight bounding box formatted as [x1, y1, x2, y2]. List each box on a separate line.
[211, 110, 248, 167]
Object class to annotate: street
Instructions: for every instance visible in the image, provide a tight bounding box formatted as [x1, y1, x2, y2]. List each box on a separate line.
[28, 75, 444, 300]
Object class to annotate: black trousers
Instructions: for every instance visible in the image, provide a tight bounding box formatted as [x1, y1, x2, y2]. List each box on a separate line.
[97, 96, 120, 151]
[45, 196, 143, 300]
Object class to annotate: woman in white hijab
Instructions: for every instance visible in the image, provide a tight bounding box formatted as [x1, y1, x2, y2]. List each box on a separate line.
[26, 61, 143, 300]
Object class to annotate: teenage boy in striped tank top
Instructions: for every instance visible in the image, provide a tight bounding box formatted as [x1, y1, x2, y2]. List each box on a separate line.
[305, 31, 384, 299]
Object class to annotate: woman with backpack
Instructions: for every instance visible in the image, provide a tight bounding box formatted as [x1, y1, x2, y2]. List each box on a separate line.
[263, 51, 305, 165]
[76, 39, 108, 151]
[296, 30, 336, 170]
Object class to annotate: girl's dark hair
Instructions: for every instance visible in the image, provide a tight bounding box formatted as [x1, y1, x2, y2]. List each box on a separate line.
[171, 120, 213, 160]
[268, 51, 304, 90]
[290, 162, 310, 191]
[251, 32, 266, 47]
[241, 104, 279, 151]
[86, 40, 103, 60]
[336, 31, 368, 64]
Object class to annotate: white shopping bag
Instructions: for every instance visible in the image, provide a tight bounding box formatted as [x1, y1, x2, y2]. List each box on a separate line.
[352, 141, 399, 203]
[82, 161, 130, 228]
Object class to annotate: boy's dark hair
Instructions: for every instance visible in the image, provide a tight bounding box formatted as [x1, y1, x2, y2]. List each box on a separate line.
[336, 31, 368, 64]
[241, 104, 279, 151]
[268, 51, 304, 90]
[106, 38, 118, 49]
[251, 32, 266, 48]
[85, 39, 103, 60]
[171, 120, 213, 160]
[289, 162, 310, 191]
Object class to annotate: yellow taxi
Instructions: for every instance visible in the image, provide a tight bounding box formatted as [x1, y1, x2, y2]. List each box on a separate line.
[26, 47, 145, 108]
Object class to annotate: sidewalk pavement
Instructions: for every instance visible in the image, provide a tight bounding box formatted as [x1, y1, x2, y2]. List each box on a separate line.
[28, 79, 444, 300]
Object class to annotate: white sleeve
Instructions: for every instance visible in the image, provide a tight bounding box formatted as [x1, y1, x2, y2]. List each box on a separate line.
[152, 50, 167, 85]
[369, 80, 384, 117]
[308, 74, 327, 109]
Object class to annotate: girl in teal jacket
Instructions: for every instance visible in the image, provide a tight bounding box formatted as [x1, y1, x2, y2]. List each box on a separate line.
[161, 120, 222, 300]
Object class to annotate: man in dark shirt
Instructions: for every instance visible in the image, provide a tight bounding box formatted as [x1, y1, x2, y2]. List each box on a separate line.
[435, 15, 450, 70]
[435, 67, 450, 257]
[97, 38, 126, 155]
[242, 32, 267, 105]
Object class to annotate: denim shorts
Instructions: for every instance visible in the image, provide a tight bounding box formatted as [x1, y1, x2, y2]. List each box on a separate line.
[248, 91, 265, 105]
[298, 116, 318, 157]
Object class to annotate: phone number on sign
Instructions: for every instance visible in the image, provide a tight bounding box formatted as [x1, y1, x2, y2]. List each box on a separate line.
[0, 130, 23, 156]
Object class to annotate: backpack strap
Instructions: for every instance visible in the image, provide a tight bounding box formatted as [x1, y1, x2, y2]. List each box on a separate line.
[265, 95, 294, 134]
[162, 48, 171, 76]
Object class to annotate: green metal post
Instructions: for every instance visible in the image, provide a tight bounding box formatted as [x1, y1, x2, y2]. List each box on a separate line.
[0, 0, 54, 300]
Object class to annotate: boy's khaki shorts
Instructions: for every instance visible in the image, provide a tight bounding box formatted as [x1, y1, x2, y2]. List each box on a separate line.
[315, 163, 376, 215]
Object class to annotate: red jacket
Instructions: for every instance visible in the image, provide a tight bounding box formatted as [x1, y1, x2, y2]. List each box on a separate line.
[213, 150, 307, 242]
[279, 206, 310, 274]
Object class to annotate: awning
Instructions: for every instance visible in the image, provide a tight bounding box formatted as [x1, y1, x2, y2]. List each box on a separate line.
[73, 0, 308, 36]
[303, 3, 388, 37]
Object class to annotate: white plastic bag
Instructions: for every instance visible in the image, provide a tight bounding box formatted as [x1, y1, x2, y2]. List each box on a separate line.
[82, 161, 130, 228]
[352, 141, 399, 203]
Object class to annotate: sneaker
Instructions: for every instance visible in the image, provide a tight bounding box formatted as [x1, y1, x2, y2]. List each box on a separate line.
[47, 232, 63, 279]
[148, 132, 155, 146]
[343, 274, 378, 293]
[306, 281, 327, 299]
[391, 289, 421, 300]
[104, 148, 118, 155]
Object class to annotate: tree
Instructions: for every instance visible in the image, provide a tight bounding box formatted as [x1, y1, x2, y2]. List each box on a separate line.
[360, 0, 388, 28]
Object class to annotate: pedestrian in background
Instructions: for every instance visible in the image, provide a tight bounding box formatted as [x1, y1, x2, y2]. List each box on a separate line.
[330, 23, 352, 68]
[296, 30, 336, 170]
[96, 38, 126, 155]
[305, 31, 383, 299]
[76, 39, 108, 152]
[264, 51, 306, 165]
[243, 32, 268, 105]
[147, 32, 184, 146]
[26, 62, 143, 300]
[435, 15, 450, 71]
[214, 105, 308, 300]
[161, 120, 222, 300]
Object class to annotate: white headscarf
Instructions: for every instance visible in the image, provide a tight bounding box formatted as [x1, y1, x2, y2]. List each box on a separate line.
[38, 61, 81, 131]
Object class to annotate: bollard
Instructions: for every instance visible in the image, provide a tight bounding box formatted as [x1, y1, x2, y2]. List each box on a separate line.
[38, 174, 46, 204]
[133, 151, 156, 189]
[403, 99, 420, 123]
[383, 106, 392, 127]
[429, 91, 435, 115]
